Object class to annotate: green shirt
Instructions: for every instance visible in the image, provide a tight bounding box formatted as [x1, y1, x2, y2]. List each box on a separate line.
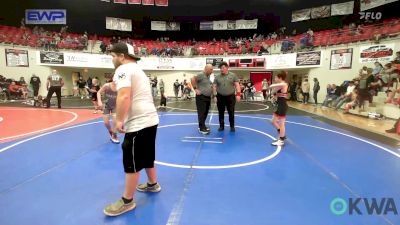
[213, 72, 238, 96]
[195, 72, 213, 97]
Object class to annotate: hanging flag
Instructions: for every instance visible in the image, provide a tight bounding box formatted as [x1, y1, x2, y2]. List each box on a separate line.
[142, 0, 155, 5]
[128, 0, 141, 4]
[200, 22, 213, 30]
[213, 20, 228, 30]
[311, 5, 331, 19]
[292, 9, 311, 22]
[155, 0, 168, 6]
[331, 1, 354, 16]
[151, 21, 166, 31]
[114, 0, 127, 4]
[360, 0, 398, 11]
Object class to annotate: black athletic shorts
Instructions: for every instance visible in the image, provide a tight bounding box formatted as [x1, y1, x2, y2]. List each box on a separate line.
[122, 124, 158, 173]
[91, 93, 98, 102]
[274, 98, 288, 118]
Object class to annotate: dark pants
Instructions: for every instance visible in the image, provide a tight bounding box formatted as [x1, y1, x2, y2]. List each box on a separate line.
[196, 95, 211, 129]
[262, 90, 267, 99]
[217, 94, 235, 128]
[33, 87, 39, 97]
[303, 92, 309, 103]
[313, 91, 318, 104]
[290, 91, 297, 101]
[46, 86, 61, 108]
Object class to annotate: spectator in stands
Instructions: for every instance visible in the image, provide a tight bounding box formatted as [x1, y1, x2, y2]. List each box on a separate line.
[22, 32, 30, 41]
[359, 66, 368, 76]
[9, 81, 25, 99]
[355, 25, 364, 35]
[393, 51, 400, 64]
[381, 63, 399, 90]
[322, 84, 340, 108]
[333, 81, 355, 110]
[385, 80, 400, 105]
[300, 33, 312, 49]
[279, 27, 286, 38]
[100, 41, 107, 54]
[33, 26, 39, 35]
[257, 44, 269, 55]
[313, 78, 320, 105]
[111, 37, 117, 45]
[18, 77, 26, 86]
[271, 32, 278, 40]
[358, 69, 375, 107]
[140, 44, 148, 57]
[20, 18, 25, 28]
[373, 31, 382, 44]
[343, 89, 359, 114]
[60, 26, 68, 35]
[281, 36, 294, 53]
[301, 79, 310, 104]
[372, 62, 383, 77]
[307, 28, 314, 37]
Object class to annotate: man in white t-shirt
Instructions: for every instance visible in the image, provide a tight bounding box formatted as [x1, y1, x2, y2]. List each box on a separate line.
[103, 43, 161, 217]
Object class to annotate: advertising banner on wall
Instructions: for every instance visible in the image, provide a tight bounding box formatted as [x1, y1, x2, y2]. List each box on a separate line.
[265, 53, 296, 69]
[5, 49, 29, 67]
[39, 51, 64, 64]
[206, 58, 224, 68]
[359, 44, 395, 63]
[330, 48, 353, 70]
[296, 51, 322, 66]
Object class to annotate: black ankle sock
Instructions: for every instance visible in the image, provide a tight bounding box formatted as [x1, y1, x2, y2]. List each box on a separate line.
[122, 197, 133, 204]
[279, 136, 286, 141]
[147, 182, 158, 187]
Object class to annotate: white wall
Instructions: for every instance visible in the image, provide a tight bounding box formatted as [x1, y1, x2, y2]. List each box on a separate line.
[0, 45, 114, 96]
[0, 45, 51, 96]
[143, 69, 252, 97]
[1, 38, 399, 100]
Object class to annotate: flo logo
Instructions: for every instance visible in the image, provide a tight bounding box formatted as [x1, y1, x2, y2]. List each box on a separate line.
[359, 12, 382, 20]
[330, 198, 398, 215]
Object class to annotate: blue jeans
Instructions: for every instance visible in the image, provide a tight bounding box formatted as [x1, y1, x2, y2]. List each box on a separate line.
[322, 95, 338, 107]
[334, 96, 351, 109]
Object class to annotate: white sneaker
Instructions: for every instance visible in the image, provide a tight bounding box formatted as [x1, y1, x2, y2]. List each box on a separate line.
[271, 139, 284, 146]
